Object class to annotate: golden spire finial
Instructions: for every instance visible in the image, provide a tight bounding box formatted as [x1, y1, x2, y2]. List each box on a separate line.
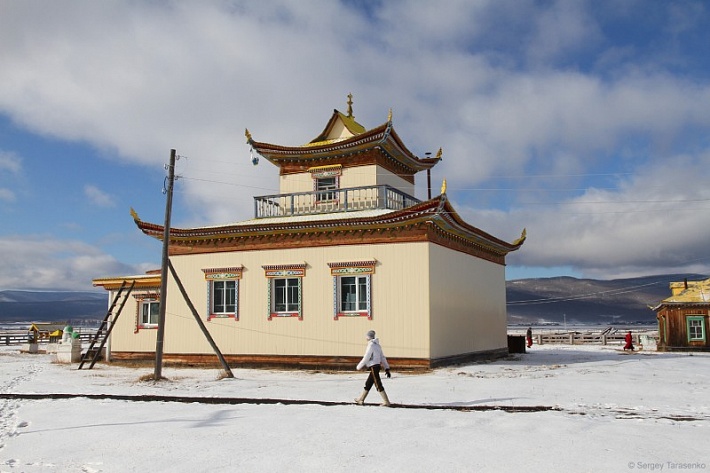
[347, 93, 354, 118]
[387, 108, 393, 123]
[245, 128, 252, 143]
[435, 147, 442, 160]
[441, 179, 447, 195]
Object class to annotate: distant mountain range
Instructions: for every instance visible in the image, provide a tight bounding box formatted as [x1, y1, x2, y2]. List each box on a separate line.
[506, 273, 704, 325]
[0, 290, 107, 324]
[0, 273, 703, 325]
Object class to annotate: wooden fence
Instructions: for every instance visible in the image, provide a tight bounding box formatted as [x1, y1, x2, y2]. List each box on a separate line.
[0, 330, 97, 346]
[509, 329, 658, 347]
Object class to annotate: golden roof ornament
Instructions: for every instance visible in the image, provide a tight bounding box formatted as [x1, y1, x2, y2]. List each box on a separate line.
[347, 93, 354, 118]
[387, 108, 393, 123]
[245, 128, 252, 143]
[441, 178, 447, 195]
[130, 207, 140, 222]
[435, 147, 442, 160]
[513, 228, 527, 246]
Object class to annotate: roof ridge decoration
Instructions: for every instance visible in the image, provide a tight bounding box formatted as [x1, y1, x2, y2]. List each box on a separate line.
[381, 108, 393, 143]
[437, 185, 448, 213]
[347, 93, 354, 118]
[512, 228, 527, 246]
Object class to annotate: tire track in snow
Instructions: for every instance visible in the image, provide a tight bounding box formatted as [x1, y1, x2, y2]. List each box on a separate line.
[1, 393, 706, 421]
[0, 392, 557, 413]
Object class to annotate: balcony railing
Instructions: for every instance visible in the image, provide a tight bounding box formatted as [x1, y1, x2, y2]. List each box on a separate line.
[254, 185, 421, 219]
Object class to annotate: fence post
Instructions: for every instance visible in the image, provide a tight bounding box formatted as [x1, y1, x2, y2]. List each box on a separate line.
[602, 334, 607, 345]
[569, 333, 574, 344]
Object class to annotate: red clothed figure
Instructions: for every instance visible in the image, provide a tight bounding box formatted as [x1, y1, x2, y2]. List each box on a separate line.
[526, 328, 533, 348]
[624, 331, 634, 351]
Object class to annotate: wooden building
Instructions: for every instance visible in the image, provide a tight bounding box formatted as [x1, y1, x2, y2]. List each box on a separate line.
[28, 323, 66, 343]
[93, 98, 526, 369]
[653, 278, 710, 352]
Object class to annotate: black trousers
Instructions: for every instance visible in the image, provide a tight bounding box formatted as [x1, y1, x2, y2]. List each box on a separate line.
[364, 364, 384, 392]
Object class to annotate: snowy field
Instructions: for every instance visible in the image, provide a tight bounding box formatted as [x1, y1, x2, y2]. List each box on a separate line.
[1, 344, 708, 473]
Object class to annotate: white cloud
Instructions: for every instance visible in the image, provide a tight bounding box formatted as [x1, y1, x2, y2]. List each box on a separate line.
[462, 149, 710, 278]
[0, 236, 144, 290]
[84, 184, 116, 208]
[526, 0, 603, 65]
[0, 151, 22, 173]
[0, 1, 708, 280]
[0, 151, 21, 204]
[0, 188, 16, 203]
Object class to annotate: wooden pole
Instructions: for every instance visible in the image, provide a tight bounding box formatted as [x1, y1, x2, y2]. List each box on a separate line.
[154, 149, 176, 380]
[168, 260, 234, 378]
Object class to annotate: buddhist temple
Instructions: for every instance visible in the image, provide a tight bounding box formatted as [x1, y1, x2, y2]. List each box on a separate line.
[93, 96, 526, 369]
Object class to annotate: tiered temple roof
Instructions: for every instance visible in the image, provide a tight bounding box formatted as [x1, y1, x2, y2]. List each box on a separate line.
[132, 97, 525, 264]
[132, 194, 525, 264]
[246, 100, 439, 182]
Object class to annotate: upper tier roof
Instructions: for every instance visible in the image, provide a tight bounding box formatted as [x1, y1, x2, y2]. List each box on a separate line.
[245, 105, 440, 176]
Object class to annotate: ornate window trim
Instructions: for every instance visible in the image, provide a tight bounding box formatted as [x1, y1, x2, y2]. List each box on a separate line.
[263, 264, 306, 320]
[328, 261, 376, 320]
[202, 266, 243, 321]
[132, 290, 160, 333]
[686, 315, 706, 342]
[308, 164, 342, 178]
[310, 165, 341, 205]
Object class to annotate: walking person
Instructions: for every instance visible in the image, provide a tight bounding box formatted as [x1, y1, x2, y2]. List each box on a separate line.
[526, 327, 533, 348]
[624, 331, 635, 351]
[355, 330, 391, 406]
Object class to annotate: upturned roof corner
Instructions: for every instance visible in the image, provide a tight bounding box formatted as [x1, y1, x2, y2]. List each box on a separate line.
[130, 207, 141, 223]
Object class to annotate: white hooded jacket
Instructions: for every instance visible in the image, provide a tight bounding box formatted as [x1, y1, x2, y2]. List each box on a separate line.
[356, 337, 390, 370]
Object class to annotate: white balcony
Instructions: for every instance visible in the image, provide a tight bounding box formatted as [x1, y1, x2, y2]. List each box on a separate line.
[254, 185, 420, 218]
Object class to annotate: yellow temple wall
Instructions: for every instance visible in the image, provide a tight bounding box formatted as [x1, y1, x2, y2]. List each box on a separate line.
[106, 288, 162, 355]
[277, 165, 415, 197]
[427, 243, 508, 359]
[108, 242, 432, 361]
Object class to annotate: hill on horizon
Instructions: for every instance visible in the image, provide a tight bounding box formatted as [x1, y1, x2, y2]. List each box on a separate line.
[0, 290, 106, 324]
[506, 273, 705, 325]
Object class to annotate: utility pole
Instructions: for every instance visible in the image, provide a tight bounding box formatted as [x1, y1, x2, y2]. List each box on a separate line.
[154, 149, 176, 380]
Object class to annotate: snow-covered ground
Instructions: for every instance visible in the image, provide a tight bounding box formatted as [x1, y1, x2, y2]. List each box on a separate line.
[1, 344, 708, 472]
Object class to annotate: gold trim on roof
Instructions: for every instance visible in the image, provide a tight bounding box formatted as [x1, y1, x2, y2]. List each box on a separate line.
[308, 164, 343, 173]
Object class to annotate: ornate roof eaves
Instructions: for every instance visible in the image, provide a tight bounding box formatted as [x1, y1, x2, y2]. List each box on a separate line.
[433, 198, 525, 252]
[134, 196, 523, 258]
[250, 122, 438, 173]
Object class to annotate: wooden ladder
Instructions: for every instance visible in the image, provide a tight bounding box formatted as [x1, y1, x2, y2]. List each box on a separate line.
[78, 280, 135, 370]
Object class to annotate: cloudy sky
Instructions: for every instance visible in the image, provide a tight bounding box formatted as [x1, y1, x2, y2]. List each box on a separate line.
[1, 0, 709, 291]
